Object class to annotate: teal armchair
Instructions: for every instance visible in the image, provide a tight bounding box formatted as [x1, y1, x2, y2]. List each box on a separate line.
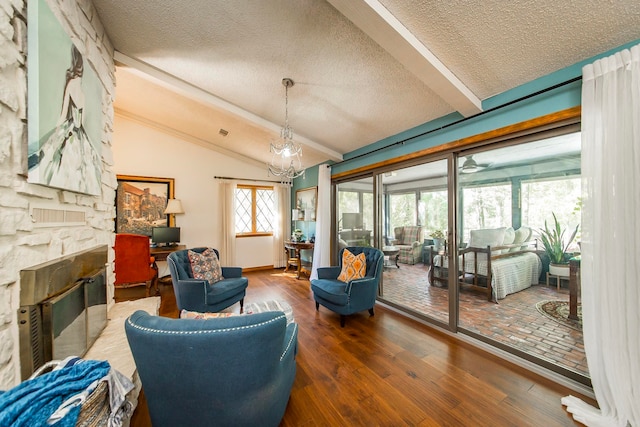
[167, 247, 248, 313]
[125, 310, 297, 427]
[310, 247, 384, 327]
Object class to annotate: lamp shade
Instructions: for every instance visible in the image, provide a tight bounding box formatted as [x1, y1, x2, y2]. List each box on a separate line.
[164, 199, 185, 215]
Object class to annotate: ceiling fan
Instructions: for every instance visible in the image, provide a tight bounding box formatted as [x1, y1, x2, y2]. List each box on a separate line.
[460, 155, 492, 174]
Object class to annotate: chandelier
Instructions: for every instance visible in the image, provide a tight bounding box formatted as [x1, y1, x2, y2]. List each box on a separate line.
[268, 78, 305, 179]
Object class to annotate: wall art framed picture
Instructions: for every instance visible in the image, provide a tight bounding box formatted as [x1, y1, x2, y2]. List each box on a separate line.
[115, 175, 175, 235]
[26, 0, 104, 196]
[295, 186, 317, 220]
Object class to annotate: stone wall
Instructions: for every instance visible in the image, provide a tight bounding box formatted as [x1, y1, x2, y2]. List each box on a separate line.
[0, 0, 115, 389]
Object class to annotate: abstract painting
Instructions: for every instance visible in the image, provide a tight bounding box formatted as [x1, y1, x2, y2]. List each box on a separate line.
[27, 0, 103, 195]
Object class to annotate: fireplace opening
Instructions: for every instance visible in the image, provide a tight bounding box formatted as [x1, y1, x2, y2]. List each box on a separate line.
[18, 245, 108, 380]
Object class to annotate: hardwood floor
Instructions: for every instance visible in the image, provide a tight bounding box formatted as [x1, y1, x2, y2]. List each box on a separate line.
[128, 269, 596, 426]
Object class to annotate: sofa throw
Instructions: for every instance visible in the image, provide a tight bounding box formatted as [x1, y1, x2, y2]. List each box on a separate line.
[188, 248, 224, 283]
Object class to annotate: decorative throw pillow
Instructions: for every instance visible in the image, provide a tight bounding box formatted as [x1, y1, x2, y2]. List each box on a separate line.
[180, 309, 236, 319]
[511, 226, 532, 252]
[337, 249, 366, 282]
[469, 227, 506, 256]
[188, 248, 224, 283]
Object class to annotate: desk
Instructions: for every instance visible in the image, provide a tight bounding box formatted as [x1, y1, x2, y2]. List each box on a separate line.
[150, 244, 186, 261]
[151, 245, 186, 285]
[284, 241, 314, 279]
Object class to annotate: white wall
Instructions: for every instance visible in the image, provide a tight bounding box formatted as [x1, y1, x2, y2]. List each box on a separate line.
[112, 114, 276, 269]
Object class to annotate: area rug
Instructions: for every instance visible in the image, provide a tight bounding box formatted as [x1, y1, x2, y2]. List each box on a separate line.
[535, 300, 582, 331]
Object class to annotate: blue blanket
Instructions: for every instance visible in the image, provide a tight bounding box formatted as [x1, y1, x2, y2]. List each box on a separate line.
[0, 359, 110, 427]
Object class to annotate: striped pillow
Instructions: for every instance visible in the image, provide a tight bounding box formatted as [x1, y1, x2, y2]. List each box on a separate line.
[337, 249, 366, 282]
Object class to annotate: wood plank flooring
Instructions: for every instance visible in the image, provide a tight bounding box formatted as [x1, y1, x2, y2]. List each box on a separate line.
[125, 269, 596, 426]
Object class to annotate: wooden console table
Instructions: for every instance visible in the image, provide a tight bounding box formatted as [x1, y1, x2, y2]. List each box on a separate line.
[284, 241, 314, 279]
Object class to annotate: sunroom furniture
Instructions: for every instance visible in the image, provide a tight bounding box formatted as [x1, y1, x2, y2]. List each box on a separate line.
[167, 247, 248, 313]
[429, 227, 542, 301]
[389, 226, 424, 264]
[382, 246, 400, 269]
[310, 247, 384, 327]
[114, 233, 159, 296]
[125, 309, 297, 427]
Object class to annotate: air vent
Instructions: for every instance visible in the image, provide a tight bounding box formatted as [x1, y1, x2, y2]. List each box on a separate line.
[219, 128, 229, 136]
[30, 203, 87, 227]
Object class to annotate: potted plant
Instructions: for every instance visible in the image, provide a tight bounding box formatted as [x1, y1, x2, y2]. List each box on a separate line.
[292, 229, 304, 242]
[538, 213, 579, 277]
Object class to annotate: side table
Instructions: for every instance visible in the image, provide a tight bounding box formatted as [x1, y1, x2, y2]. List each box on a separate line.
[382, 246, 400, 269]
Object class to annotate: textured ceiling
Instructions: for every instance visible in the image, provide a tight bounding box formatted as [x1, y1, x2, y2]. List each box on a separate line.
[93, 0, 640, 174]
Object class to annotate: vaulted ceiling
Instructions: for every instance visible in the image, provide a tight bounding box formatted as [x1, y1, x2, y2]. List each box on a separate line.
[93, 0, 640, 172]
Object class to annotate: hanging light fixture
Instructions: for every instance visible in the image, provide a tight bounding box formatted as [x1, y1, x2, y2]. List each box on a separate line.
[268, 78, 305, 179]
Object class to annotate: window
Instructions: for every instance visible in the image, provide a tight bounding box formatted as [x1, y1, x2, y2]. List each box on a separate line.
[235, 185, 275, 236]
[521, 176, 581, 241]
[461, 183, 511, 241]
[419, 189, 447, 235]
[389, 193, 417, 230]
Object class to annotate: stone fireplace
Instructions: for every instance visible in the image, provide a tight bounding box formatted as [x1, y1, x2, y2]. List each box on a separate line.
[0, 0, 116, 389]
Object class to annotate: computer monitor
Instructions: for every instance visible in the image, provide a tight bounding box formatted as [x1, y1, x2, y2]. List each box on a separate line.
[341, 212, 363, 230]
[151, 227, 181, 247]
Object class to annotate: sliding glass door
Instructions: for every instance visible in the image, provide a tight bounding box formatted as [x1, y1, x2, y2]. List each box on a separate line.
[455, 131, 585, 380]
[377, 160, 450, 326]
[331, 125, 587, 384]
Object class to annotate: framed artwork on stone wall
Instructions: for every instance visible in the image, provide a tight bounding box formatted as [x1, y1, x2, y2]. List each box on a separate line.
[26, 0, 104, 196]
[115, 175, 176, 236]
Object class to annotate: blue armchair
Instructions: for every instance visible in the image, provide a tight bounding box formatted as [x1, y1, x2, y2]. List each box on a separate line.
[311, 247, 384, 327]
[167, 247, 248, 313]
[125, 310, 297, 427]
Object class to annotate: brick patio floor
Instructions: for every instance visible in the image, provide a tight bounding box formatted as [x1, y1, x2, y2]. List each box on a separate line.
[379, 262, 589, 378]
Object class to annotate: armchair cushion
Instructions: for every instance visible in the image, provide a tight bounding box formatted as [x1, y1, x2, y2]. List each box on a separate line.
[187, 248, 224, 283]
[337, 249, 366, 282]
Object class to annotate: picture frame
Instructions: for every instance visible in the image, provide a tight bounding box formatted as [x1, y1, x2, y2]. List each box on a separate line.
[115, 175, 175, 235]
[295, 186, 317, 221]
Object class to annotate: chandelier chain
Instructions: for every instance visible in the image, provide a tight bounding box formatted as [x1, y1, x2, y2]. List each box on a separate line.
[268, 78, 304, 179]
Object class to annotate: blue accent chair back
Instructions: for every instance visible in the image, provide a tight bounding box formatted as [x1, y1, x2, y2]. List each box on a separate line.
[167, 247, 248, 313]
[125, 310, 297, 427]
[310, 246, 384, 327]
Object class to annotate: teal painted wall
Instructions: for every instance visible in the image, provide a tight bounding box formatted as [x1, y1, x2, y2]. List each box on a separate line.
[291, 38, 640, 235]
[320, 39, 640, 176]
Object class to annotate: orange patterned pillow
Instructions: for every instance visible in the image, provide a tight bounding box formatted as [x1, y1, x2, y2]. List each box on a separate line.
[337, 249, 366, 282]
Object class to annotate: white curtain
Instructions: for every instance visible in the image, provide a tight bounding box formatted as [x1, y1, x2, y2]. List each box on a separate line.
[310, 164, 331, 280]
[562, 43, 640, 427]
[272, 183, 291, 268]
[220, 181, 237, 266]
